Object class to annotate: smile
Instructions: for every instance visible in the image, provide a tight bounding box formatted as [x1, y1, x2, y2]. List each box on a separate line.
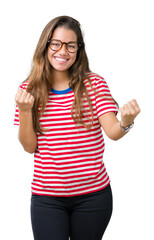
[54, 57, 69, 63]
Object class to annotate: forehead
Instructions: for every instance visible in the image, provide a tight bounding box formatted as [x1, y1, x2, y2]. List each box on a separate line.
[52, 26, 77, 42]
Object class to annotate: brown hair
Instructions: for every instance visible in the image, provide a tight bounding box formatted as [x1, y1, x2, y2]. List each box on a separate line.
[26, 16, 94, 134]
[25, 16, 118, 135]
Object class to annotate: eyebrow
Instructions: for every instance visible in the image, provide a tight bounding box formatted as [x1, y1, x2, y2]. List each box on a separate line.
[51, 39, 77, 43]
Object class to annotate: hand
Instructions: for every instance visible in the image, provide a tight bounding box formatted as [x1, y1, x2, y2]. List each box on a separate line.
[120, 99, 140, 127]
[15, 89, 35, 113]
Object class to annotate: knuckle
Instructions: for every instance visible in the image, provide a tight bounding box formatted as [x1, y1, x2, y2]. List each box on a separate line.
[131, 110, 135, 115]
[16, 96, 22, 103]
[24, 99, 29, 104]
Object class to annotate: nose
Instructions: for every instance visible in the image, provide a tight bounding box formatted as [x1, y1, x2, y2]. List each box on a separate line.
[58, 43, 68, 54]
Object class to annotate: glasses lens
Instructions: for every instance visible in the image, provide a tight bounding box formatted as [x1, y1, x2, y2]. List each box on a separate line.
[50, 40, 61, 51]
[49, 40, 79, 53]
[67, 42, 78, 53]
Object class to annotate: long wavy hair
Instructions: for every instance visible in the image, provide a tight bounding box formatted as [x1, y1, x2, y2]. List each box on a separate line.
[25, 15, 94, 134]
[25, 16, 118, 135]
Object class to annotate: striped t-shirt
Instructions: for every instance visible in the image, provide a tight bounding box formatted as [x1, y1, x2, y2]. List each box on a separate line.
[14, 73, 118, 197]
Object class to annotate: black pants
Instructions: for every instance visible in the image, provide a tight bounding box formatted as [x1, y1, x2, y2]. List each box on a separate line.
[31, 184, 113, 240]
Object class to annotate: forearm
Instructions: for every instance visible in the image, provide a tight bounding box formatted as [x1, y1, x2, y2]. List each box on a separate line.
[18, 111, 37, 153]
[106, 120, 127, 141]
[99, 100, 140, 141]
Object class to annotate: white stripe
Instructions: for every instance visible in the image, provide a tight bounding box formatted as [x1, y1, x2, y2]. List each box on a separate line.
[14, 73, 115, 196]
[34, 159, 102, 168]
[34, 170, 100, 178]
[37, 137, 102, 147]
[38, 131, 102, 140]
[31, 175, 109, 192]
[34, 152, 104, 163]
[38, 125, 101, 134]
[34, 163, 102, 173]
[33, 167, 105, 183]
[39, 142, 104, 153]
[39, 117, 98, 124]
[38, 148, 104, 158]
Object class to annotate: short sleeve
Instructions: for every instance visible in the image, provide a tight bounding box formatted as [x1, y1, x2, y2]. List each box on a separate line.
[14, 104, 19, 126]
[14, 81, 29, 126]
[94, 76, 118, 118]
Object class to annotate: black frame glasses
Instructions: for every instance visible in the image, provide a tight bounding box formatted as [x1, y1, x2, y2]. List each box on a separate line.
[48, 39, 81, 53]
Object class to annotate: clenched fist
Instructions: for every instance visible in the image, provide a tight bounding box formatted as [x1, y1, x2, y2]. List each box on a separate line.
[15, 89, 35, 112]
[120, 99, 140, 127]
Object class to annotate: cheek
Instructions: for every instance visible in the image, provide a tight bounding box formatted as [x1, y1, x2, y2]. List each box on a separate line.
[71, 54, 77, 65]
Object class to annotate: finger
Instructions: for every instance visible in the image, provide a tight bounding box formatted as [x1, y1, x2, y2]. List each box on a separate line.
[21, 91, 31, 102]
[16, 89, 23, 96]
[15, 89, 24, 101]
[131, 99, 141, 113]
[127, 102, 136, 114]
[30, 94, 35, 103]
[120, 106, 125, 116]
[16, 90, 28, 104]
[24, 92, 31, 101]
[24, 93, 35, 106]
[120, 105, 130, 116]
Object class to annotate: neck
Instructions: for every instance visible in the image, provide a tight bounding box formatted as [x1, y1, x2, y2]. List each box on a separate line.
[51, 70, 70, 90]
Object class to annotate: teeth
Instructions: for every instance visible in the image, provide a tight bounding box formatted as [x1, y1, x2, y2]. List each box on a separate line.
[56, 57, 67, 62]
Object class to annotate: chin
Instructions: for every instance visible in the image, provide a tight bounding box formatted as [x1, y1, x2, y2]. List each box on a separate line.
[54, 67, 69, 72]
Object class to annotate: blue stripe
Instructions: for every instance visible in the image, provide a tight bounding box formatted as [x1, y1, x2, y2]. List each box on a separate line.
[51, 87, 72, 94]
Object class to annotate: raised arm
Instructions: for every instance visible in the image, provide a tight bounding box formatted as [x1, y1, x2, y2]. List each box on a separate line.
[98, 99, 140, 140]
[15, 89, 37, 153]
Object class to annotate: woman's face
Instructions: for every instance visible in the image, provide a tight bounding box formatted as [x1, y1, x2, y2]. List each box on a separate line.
[47, 26, 78, 73]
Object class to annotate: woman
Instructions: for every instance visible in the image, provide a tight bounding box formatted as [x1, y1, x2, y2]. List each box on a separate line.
[14, 16, 140, 240]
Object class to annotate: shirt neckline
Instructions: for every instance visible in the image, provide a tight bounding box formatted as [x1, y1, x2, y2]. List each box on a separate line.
[51, 87, 72, 94]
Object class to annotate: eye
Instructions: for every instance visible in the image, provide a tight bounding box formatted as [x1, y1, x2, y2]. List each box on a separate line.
[51, 42, 60, 47]
[68, 44, 75, 48]
[68, 44, 75, 49]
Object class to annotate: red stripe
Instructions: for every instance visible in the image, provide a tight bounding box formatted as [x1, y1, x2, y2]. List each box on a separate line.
[14, 73, 116, 196]
[38, 141, 104, 151]
[34, 154, 104, 165]
[38, 146, 104, 156]
[33, 168, 105, 180]
[32, 174, 108, 190]
[31, 179, 110, 195]
[34, 162, 102, 170]
[37, 127, 102, 137]
[33, 170, 106, 185]
[38, 135, 102, 146]
[34, 150, 104, 161]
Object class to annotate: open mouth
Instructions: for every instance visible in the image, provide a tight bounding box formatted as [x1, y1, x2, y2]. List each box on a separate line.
[54, 57, 69, 64]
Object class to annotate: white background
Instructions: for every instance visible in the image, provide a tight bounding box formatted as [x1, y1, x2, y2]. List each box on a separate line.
[0, 0, 154, 239]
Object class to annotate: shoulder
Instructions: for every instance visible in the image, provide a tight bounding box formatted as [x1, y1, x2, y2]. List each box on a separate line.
[18, 80, 29, 91]
[84, 72, 108, 89]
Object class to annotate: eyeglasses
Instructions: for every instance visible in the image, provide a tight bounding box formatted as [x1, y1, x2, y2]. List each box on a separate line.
[48, 39, 81, 53]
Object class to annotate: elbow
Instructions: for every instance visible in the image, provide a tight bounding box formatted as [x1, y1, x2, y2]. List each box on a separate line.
[23, 146, 36, 154]
[23, 142, 37, 153]
[18, 137, 37, 154]
[111, 137, 120, 141]
[108, 136, 119, 141]
[106, 133, 121, 141]
[21, 142, 37, 153]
